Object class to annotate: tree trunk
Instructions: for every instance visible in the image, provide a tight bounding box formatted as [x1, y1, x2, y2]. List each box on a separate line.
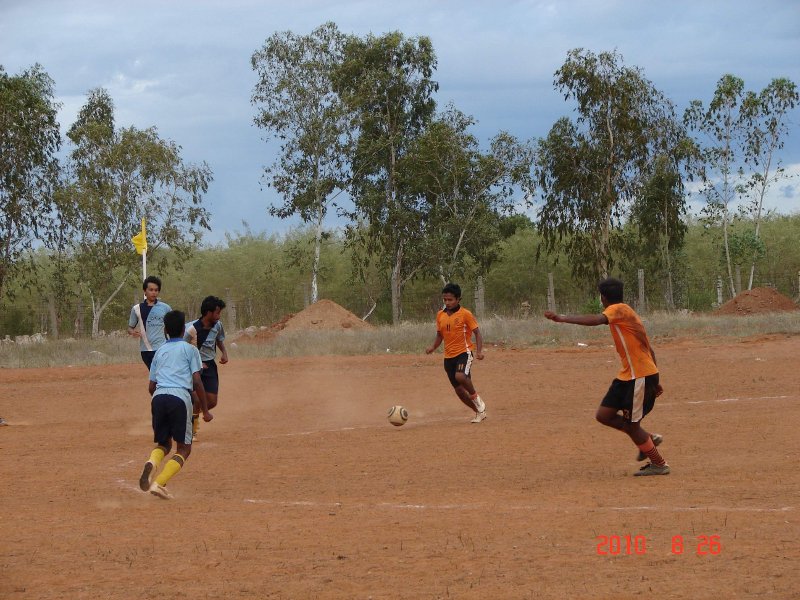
[474, 275, 485, 319]
[90, 276, 129, 337]
[391, 241, 404, 324]
[722, 212, 736, 299]
[734, 264, 742, 296]
[311, 205, 324, 304]
[48, 295, 60, 338]
[74, 295, 84, 337]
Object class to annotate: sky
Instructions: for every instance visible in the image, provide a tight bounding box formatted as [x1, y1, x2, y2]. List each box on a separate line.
[2, 0, 799, 244]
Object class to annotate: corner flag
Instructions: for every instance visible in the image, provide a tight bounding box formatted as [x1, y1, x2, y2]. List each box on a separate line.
[132, 218, 147, 255]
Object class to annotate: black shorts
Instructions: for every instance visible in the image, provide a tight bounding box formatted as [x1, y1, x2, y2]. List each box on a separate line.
[200, 360, 219, 394]
[443, 352, 474, 388]
[152, 394, 192, 446]
[600, 374, 660, 423]
[141, 351, 156, 369]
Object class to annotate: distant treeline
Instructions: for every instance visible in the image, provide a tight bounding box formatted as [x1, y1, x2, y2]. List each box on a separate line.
[2, 213, 798, 337]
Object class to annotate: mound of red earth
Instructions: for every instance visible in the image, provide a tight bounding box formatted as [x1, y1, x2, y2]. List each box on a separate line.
[240, 299, 372, 343]
[714, 287, 798, 316]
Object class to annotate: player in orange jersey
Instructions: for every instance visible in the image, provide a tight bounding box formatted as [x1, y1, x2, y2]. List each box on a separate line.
[545, 277, 669, 476]
[426, 283, 487, 423]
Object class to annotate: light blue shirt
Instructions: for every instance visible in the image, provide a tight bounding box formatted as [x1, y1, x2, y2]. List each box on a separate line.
[129, 300, 172, 352]
[184, 319, 226, 362]
[149, 338, 202, 403]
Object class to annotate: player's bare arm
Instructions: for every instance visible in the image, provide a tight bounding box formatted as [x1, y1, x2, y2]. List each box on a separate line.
[649, 348, 664, 396]
[148, 380, 157, 395]
[218, 340, 229, 364]
[128, 325, 141, 338]
[544, 311, 609, 326]
[474, 327, 485, 360]
[192, 372, 213, 421]
[425, 332, 443, 354]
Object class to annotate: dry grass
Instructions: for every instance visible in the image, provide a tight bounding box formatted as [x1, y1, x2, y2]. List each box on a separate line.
[1, 311, 799, 369]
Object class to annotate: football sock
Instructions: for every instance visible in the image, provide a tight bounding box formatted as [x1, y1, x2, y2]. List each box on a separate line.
[155, 454, 185, 486]
[148, 447, 166, 466]
[637, 438, 666, 466]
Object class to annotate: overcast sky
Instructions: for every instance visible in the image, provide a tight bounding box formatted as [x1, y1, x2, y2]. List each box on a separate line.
[2, 0, 799, 244]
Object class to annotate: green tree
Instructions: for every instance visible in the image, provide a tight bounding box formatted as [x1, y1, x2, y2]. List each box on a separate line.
[740, 77, 799, 289]
[535, 49, 683, 284]
[334, 31, 438, 323]
[684, 74, 749, 298]
[0, 64, 61, 301]
[251, 22, 350, 304]
[403, 105, 535, 285]
[66, 89, 212, 336]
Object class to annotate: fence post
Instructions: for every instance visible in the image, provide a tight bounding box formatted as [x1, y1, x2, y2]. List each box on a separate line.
[716, 276, 723, 307]
[547, 273, 556, 312]
[637, 268, 645, 312]
[475, 275, 485, 319]
[225, 288, 237, 332]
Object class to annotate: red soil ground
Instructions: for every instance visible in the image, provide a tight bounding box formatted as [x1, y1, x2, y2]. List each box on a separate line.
[1, 334, 799, 598]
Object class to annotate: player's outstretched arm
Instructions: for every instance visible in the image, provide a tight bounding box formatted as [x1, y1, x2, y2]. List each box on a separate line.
[544, 311, 608, 326]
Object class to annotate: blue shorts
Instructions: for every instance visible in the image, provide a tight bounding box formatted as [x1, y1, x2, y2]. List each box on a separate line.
[200, 360, 219, 394]
[141, 351, 156, 369]
[152, 394, 192, 446]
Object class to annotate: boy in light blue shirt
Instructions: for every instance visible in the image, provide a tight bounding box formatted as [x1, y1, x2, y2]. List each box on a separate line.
[128, 275, 172, 369]
[139, 310, 212, 499]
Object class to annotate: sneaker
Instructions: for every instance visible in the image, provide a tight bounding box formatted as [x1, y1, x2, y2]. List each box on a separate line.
[149, 482, 173, 499]
[139, 461, 156, 491]
[470, 410, 487, 424]
[0, 417, 7, 426]
[634, 462, 670, 476]
[636, 433, 663, 461]
[473, 395, 485, 413]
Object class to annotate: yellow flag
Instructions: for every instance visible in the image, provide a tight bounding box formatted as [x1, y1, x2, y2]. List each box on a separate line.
[131, 218, 147, 255]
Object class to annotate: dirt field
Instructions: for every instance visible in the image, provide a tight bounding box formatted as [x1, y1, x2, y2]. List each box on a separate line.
[1, 334, 798, 599]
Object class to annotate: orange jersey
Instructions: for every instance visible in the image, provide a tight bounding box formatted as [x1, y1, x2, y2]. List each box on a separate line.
[436, 306, 479, 359]
[602, 303, 658, 380]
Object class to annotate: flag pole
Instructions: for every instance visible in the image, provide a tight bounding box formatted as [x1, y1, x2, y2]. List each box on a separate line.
[143, 249, 147, 280]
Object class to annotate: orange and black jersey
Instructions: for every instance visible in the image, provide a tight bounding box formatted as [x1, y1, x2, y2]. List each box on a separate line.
[602, 302, 658, 381]
[436, 305, 479, 359]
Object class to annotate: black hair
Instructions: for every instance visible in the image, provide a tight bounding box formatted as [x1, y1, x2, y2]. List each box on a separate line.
[598, 277, 624, 304]
[143, 275, 162, 291]
[200, 295, 226, 316]
[441, 282, 462, 298]
[163, 310, 185, 339]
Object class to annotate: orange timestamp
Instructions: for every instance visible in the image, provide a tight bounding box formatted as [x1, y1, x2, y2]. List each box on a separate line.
[595, 534, 722, 556]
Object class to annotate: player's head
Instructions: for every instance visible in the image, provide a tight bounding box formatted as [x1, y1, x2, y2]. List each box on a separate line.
[163, 310, 185, 340]
[142, 276, 162, 304]
[598, 277, 624, 305]
[143, 275, 161, 292]
[442, 283, 461, 299]
[441, 283, 461, 310]
[200, 295, 226, 320]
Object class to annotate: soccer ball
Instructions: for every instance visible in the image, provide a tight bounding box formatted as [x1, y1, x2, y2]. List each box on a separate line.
[387, 405, 409, 427]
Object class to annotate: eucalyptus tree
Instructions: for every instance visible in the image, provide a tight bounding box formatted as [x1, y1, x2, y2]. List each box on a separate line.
[334, 31, 438, 323]
[403, 105, 535, 284]
[684, 75, 749, 298]
[251, 22, 350, 304]
[740, 78, 798, 289]
[0, 64, 61, 301]
[67, 88, 212, 336]
[536, 49, 685, 284]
